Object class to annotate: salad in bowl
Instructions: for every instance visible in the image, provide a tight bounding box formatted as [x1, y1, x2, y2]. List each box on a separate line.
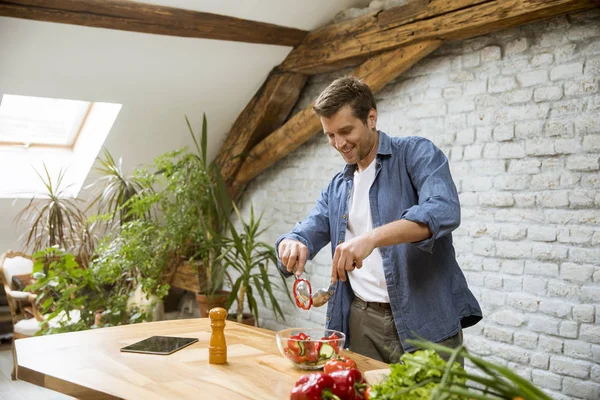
[276, 328, 345, 370]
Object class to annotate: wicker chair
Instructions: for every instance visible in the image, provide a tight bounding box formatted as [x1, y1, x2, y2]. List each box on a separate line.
[0, 251, 43, 379]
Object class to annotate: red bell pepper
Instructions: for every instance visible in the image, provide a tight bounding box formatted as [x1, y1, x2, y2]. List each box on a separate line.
[290, 373, 341, 400]
[329, 369, 367, 400]
[323, 356, 358, 374]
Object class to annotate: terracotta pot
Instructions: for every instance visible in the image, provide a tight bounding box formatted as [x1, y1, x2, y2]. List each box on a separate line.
[228, 313, 256, 327]
[196, 291, 230, 318]
[95, 310, 104, 327]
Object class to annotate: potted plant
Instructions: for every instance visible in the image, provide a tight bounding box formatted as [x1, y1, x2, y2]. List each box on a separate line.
[26, 247, 98, 334]
[16, 165, 95, 267]
[90, 218, 171, 326]
[218, 204, 291, 326]
[156, 115, 232, 316]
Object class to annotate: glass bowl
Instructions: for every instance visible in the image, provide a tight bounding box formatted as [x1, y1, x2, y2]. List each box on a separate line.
[276, 327, 345, 370]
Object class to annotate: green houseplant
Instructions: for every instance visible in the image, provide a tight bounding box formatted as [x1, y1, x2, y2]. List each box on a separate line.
[16, 112, 234, 325]
[26, 247, 98, 334]
[218, 204, 291, 325]
[156, 115, 232, 313]
[90, 216, 171, 325]
[28, 242, 170, 335]
[16, 165, 95, 267]
[87, 148, 154, 228]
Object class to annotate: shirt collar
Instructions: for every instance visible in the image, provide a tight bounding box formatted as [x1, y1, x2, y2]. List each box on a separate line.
[342, 130, 391, 179]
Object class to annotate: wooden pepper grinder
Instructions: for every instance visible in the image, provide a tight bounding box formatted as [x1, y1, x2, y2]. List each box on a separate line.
[208, 307, 227, 364]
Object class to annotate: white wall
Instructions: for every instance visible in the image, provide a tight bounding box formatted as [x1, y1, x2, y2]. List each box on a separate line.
[0, 17, 289, 253]
[240, 10, 600, 400]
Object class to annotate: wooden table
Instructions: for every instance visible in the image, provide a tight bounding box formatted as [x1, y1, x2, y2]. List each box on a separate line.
[15, 318, 387, 399]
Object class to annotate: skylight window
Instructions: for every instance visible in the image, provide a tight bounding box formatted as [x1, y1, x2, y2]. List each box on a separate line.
[0, 94, 121, 198]
[0, 94, 91, 148]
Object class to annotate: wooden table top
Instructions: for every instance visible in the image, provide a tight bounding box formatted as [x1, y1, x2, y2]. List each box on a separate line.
[15, 318, 388, 400]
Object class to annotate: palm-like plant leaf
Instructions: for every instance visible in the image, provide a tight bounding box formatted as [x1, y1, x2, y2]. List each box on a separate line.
[88, 148, 153, 227]
[15, 164, 94, 264]
[214, 203, 291, 324]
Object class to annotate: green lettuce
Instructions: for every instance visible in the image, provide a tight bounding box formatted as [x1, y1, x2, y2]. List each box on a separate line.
[369, 349, 467, 400]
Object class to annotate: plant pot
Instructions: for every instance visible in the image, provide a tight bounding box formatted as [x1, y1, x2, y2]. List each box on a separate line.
[196, 291, 230, 318]
[95, 310, 104, 327]
[228, 313, 256, 327]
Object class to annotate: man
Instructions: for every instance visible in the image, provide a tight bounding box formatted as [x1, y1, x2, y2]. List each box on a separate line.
[276, 76, 482, 364]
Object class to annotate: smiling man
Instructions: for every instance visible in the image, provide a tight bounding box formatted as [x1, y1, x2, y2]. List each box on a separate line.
[276, 76, 482, 364]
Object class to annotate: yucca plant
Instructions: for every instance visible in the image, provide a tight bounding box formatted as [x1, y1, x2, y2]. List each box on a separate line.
[15, 165, 94, 266]
[217, 204, 291, 324]
[87, 148, 153, 228]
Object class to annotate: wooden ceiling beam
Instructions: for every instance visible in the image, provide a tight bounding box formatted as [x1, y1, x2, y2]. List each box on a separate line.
[231, 40, 442, 194]
[281, 0, 598, 74]
[215, 70, 307, 185]
[377, 0, 490, 29]
[0, 0, 307, 46]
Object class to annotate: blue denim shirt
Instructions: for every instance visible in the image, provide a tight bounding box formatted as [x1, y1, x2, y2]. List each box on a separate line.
[276, 132, 482, 352]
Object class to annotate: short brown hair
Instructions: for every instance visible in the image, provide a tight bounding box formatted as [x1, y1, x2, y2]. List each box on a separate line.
[313, 76, 377, 125]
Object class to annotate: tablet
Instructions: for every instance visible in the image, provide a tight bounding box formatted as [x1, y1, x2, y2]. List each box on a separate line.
[120, 336, 198, 355]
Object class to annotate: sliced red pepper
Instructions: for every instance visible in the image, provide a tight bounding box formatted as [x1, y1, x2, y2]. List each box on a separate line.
[305, 341, 320, 363]
[288, 339, 302, 356]
[293, 278, 313, 310]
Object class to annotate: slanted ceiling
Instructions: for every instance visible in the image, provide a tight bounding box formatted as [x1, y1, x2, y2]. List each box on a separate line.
[1, 0, 599, 202]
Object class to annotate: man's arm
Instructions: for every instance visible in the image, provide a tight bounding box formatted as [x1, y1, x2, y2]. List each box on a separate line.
[332, 219, 431, 282]
[332, 137, 459, 282]
[276, 183, 332, 277]
[400, 136, 461, 251]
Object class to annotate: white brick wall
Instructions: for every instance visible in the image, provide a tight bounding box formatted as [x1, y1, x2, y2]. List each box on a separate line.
[239, 10, 600, 399]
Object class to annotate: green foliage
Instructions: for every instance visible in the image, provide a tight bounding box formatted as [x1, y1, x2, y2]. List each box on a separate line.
[16, 165, 95, 266]
[90, 219, 170, 326]
[369, 340, 553, 400]
[369, 350, 465, 400]
[157, 115, 232, 294]
[218, 204, 291, 323]
[16, 113, 245, 335]
[27, 239, 170, 335]
[26, 247, 99, 334]
[87, 148, 154, 227]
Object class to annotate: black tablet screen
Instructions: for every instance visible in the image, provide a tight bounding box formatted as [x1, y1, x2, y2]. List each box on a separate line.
[120, 336, 198, 355]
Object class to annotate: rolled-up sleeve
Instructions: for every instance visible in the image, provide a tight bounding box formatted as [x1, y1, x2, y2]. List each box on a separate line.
[275, 183, 332, 276]
[401, 137, 460, 253]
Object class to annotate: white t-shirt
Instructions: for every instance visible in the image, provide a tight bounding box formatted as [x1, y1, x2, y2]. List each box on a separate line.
[346, 160, 389, 303]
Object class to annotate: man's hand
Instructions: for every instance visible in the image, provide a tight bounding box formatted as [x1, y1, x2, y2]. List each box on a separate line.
[332, 233, 376, 283]
[278, 239, 308, 276]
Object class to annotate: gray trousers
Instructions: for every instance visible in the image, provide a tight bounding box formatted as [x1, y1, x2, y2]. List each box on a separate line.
[349, 297, 464, 366]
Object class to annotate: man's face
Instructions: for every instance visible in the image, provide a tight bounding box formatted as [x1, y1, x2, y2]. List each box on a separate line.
[320, 105, 378, 166]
